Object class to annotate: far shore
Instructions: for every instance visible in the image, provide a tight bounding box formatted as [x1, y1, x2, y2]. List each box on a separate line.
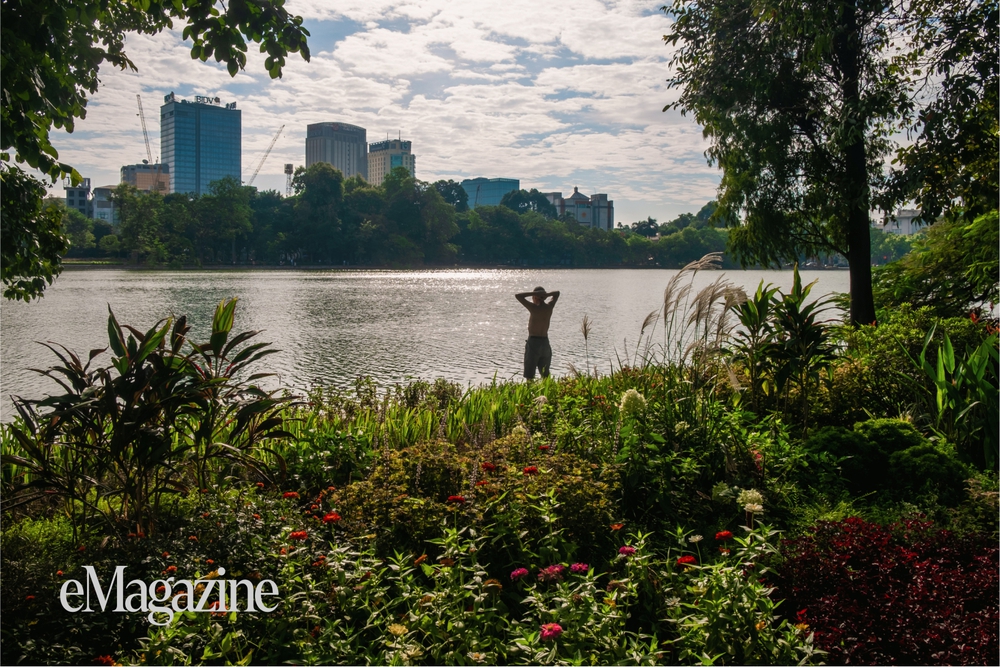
[60, 260, 852, 271]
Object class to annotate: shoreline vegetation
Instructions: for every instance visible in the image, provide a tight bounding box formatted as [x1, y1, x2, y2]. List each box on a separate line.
[2, 254, 997, 665]
[48, 167, 912, 276]
[58, 260, 854, 271]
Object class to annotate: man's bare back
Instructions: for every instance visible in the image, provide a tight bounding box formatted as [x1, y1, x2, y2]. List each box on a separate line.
[516, 286, 559, 378]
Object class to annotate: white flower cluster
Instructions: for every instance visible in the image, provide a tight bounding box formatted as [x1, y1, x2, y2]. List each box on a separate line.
[619, 389, 647, 416]
[511, 424, 528, 437]
[688, 534, 703, 544]
[737, 488, 765, 514]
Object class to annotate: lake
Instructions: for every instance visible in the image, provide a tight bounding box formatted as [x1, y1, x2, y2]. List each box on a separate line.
[1, 267, 850, 419]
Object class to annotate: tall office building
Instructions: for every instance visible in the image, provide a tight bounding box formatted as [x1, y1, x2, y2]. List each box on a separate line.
[121, 163, 170, 193]
[305, 122, 367, 180]
[368, 138, 415, 186]
[160, 92, 241, 196]
[460, 178, 519, 208]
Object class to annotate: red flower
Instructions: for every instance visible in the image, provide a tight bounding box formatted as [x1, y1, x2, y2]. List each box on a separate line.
[715, 530, 733, 541]
[188, 535, 198, 541]
[310, 504, 318, 510]
[447, 495, 466, 504]
[540, 622, 563, 641]
[475, 480, 489, 487]
[94, 656, 115, 666]
[256, 482, 265, 488]
[163, 565, 178, 574]
[414, 554, 428, 566]
[25, 595, 35, 601]
[162, 551, 170, 558]
[538, 445, 550, 451]
[56, 570, 64, 576]
[322, 512, 341, 523]
[253, 513, 261, 520]
[206, 559, 214, 565]
[289, 530, 308, 541]
[610, 523, 624, 531]
[283, 491, 300, 499]
[523, 466, 539, 475]
[481, 462, 496, 472]
[719, 547, 731, 555]
[677, 555, 697, 565]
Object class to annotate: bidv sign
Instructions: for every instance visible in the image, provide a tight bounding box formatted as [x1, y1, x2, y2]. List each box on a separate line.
[59, 566, 279, 626]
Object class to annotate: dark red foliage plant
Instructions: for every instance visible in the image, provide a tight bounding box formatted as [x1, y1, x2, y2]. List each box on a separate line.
[769, 517, 998, 665]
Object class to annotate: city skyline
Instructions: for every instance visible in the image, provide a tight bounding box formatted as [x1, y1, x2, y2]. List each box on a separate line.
[42, 0, 721, 224]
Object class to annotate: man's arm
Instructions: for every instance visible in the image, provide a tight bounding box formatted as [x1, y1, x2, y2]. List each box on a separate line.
[547, 290, 560, 306]
[515, 292, 536, 308]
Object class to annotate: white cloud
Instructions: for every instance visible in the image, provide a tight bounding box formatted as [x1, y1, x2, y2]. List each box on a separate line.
[46, 0, 720, 221]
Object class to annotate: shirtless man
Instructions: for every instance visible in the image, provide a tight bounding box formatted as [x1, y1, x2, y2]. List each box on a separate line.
[515, 286, 560, 379]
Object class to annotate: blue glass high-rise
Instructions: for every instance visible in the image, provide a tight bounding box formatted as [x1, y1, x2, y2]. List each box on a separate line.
[160, 93, 241, 196]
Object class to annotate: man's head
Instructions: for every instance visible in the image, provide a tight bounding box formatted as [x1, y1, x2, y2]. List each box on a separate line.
[532, 286, 546, 304]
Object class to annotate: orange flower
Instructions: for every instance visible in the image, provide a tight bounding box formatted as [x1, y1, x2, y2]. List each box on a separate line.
[414, 554, 428, 565]
[610, 523, 624, 531]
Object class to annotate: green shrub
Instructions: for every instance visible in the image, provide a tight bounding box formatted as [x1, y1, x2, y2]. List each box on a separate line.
[803, 426, 882, 495]
[854, 418, 927, 457]
[888, 444, 969, 506]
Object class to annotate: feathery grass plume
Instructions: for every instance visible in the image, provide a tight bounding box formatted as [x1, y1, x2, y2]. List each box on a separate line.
[634, 309, 659, 366]
[580, 314, 592, 376]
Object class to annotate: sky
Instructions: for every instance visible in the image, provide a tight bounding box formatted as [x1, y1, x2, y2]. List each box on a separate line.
[46, 0, 722, 224]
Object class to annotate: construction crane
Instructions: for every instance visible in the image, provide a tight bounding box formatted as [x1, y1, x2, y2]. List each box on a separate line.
[135, 94, 164, 193]
[247, 125, 284, 187]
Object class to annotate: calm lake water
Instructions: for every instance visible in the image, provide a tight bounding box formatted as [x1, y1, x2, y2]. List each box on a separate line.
[1, 268, 850, 420]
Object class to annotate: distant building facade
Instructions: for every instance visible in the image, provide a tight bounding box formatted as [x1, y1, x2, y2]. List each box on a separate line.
[305, 122, 368, 181]
[92, 185, 118, 224]
[368, 138, 415, 186]
[460, 178, 519, 208]
[877, 209, 926, 235]
[64, 177, 92, 217]
[121, 163, 170, 193]
[544, 187, 614, 230]
[160, 92, 241, 196]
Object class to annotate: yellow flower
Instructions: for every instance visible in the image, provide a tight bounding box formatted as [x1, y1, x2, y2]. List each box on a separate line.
[795, 622, 810, 632]
[388, 623, 408, 637]
[755, 621, 766, 631]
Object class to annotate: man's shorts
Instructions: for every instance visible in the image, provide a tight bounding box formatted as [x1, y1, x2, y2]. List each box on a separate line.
[524, 336, 552, 379]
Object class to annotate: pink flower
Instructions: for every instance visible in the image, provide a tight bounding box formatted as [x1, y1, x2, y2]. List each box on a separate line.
[510, 567, 530, 581]
[570, 563, 589, 575]
[538, 564, 565, 582]
[540, 623, 563, 641]
[618, 545, 637, 557]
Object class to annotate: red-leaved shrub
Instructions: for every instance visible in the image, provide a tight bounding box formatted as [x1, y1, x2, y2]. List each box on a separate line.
[770, 517, 998, 665]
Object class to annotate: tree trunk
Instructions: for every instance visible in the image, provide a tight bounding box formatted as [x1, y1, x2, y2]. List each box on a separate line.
[838, 0, 877, 326]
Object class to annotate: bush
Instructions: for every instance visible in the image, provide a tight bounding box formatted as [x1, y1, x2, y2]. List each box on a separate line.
[770, 517, 998, 665]
[853, 418, 927, 456]
[888, 444, 969, 506]
[802, 426, 882, 495]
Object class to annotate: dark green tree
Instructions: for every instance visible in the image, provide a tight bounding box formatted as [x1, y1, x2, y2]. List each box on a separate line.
[0, 165, 67, 300]
[1, 0, 310, 298]
[432, 179, 469, 212]
[884, 0, 998, 223]
[664, 0, 911, 325]
[292, 164, 344, 263]
[631, 216, 659, 237]
[499, 189, 558, 218]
